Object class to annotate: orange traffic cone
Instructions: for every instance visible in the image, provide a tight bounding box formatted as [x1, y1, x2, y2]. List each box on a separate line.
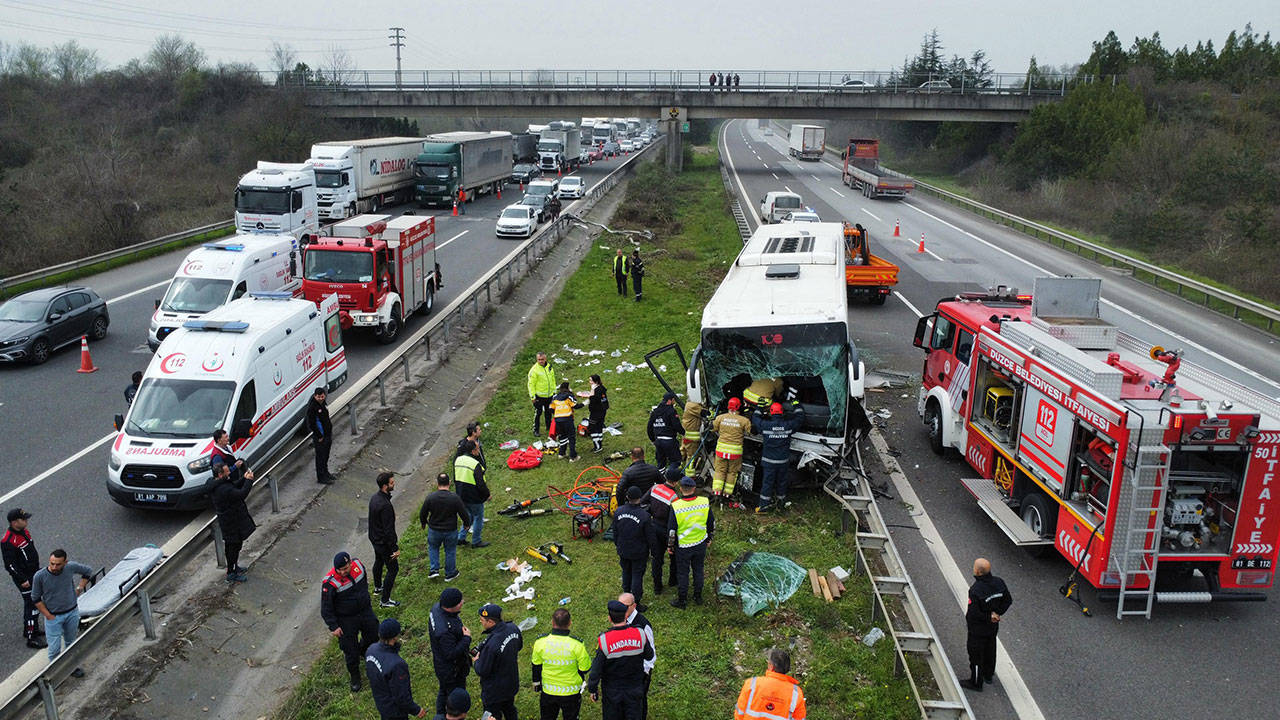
[76, 335, 98, 373]
[917, 233, 925, 253]
[497, 185, 502, 200]
[452, 200, 458, 217]
[557, 166, 562, 177]
[520, 181, 524, 192]
[893, 219, 900, 237]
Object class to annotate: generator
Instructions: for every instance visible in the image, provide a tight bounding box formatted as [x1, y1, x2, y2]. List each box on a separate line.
[572, 505, 606, 539]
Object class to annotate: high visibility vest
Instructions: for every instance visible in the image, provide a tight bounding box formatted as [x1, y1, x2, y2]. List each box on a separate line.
[672, 495, 709, 548]
[735, 671, 806, 720]
[649, 483, 677, 508]
[551, 396, 577, 419]
[528, 363, 557, 399]
[531, 631, 592, 696]
[454, 454, 479, 487]
[614, 255, 629, 276]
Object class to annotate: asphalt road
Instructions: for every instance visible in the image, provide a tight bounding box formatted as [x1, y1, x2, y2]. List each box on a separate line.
[721, 118, 1280, 719]
[0, 148, 640, 668]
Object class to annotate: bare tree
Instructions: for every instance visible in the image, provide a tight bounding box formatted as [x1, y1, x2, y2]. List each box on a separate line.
[321, 44, 355, 86]
[147, 34, 205, 79]
[51, 41, 100, 84]
[269, 41, 297, 82]
[12, 44, 52, 79]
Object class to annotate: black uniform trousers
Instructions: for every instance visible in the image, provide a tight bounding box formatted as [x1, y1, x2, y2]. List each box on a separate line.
[533, 396, 553, 436]
[619, 556, 646, 605]
[647, 527, 676, 593]
[371, 543, 398, 602]
[966, 630, 998, 681]
[615, 273, 627, 296]
[337, 610, 379, 682]
[484, 698, 519, 720]
[554, 417, 578, 459]
[631, 274, 642, 301]
[435, 674, 467, 714]
[16, 586, 39, 639]
[675, 542, 707, 602]
[314, 436, 332, 480]
[652, 439, 679, 473]
[540, 692, 581, 720]
[602, 689, 644, 720]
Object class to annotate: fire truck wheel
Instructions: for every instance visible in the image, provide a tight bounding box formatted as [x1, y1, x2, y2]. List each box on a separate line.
[924, 402, 945, 455]
[378, 304, 401, 345]
[1020, 493, 1056, 541]
[419, 286, 435, 316]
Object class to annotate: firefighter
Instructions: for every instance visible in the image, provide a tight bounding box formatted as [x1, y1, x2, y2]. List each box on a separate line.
[711, 398, 749, 501]
[646, 392, 683, 472]
[528, 352, 557, 440]
[962, 558, 1012, 692]
[678, 400, 704, 470]
[667, 476, 714, 609]
[644, 468, 680, 596]
[742, 377, 783, 413]
[321, 551, 381, 693]
[612, 249, 629, 297]
[587, 600, 654, 719]
[531, 608, 592, 720]
[750, 402, 805, 514]
[734, 648, 806, 720]
[550, 381, 584, 461]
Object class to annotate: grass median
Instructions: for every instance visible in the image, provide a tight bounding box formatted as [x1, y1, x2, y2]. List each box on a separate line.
[276, 143, 918, 720]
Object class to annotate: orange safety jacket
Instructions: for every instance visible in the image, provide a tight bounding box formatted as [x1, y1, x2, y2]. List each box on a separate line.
[734, 670, 806, 720]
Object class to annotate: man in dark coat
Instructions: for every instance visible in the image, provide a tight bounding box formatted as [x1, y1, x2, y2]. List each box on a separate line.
[306, 387, 336, 484]
[369, 472, 401, 607]
[366, 618, 429, 719]
[646, 393, 683, 471]
[749, 402, 805, 513]
[616, 447, 661, 509]
[322, 551, 380, 692]
[2, 508, 44, 648]
[613, 487, 651, 609]
[210, 460, 255, 583]
[629, 250, 644, 302]
[472, 604, 523, 719]
[429, 587, 472, 713]
[962, 557, 1012, 692]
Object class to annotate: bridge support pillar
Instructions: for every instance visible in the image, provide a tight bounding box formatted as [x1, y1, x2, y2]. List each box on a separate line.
[664, 120, 682, 172]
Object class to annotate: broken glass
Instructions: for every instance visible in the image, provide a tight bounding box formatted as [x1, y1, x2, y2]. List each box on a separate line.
[717, 551, 809, 616]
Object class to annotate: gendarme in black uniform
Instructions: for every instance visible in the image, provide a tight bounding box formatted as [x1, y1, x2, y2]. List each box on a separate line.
[587, 601, 654, 720]
[1, 510, 42, 647]
[321, 552, 380, 691]
[963, 567, 1012, 691]
[646, 395, 683, 472]
[429, 588, 471, 713]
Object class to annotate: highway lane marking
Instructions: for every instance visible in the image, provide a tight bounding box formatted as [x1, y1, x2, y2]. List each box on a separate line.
[861, 208, 882, 222]
[0, 432, 115, 506]
[436, 230, 470, 250]
[823, 160, 843, 172]
[771, 173, 779, 180]
[784, 186, 793, 193]
[901, 201, 1280, 394]
[721, 121, 762, 226]
[760, 161, 769, 168]
[107, 279, 170, 305]
[894, 291, 925, 319]
[811, 174, 821, 181]
[830, 187, 845, 197]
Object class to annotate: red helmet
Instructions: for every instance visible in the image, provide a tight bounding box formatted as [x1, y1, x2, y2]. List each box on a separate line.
[727, 397, 741, 411]
[770, 402, 784, 415]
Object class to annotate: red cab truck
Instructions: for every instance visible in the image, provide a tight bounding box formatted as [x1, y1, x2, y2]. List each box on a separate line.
[842, 139, 914, 199]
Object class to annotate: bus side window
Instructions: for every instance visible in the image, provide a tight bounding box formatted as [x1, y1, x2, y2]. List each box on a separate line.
[955, 329, 975, 365]
[930, 315, 956, 353]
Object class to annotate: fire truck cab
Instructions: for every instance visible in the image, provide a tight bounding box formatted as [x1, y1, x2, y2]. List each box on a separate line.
[914, 277, 1280, 616]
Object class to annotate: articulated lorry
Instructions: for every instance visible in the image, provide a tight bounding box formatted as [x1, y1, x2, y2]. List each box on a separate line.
[234, 162, 318, 239]
[414, 131, 512, 207]
[787, 124, 826, 161]
[309, 137, 425, 221]
[842, 138, 914, 199]
[591, 121, 614, 146]
[512, 133, 538, 163]
[537, 121, 581, 173]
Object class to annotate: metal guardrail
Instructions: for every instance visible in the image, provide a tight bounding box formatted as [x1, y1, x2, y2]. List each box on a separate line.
[0, 220, 235, 296]
[0, 139, 662, 720]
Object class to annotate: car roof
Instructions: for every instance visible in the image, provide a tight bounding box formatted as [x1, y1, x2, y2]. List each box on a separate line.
[10, 286, 91, 302]
[503, 204, 534, 212]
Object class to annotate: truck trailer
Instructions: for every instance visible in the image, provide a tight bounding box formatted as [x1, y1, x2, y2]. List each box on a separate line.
[414, 131, 512, 207]
[842, 138, 914, 199]
[787, 124, 825, 161]
[512, 133, 538, 163]
[309, 137, 425, 221]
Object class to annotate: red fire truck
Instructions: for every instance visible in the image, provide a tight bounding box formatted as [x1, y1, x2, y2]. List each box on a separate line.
[913, 277, 1280, 617]
[300, 214, 441, 344]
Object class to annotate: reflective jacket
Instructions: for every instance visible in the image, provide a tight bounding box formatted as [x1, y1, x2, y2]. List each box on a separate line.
[613, 254, 629, 277]
[712, 410, 749, 459]
[645, 482, 679, 528]
[528, 362, 557, 399]
[680, 401, 704, 441]
[551, 390, 581, 419]
[320, 559, 373, 630]
[474, 620, 523, 704]
[453, 454, 490, 504]
[366, 640, 422, 718]
[734, 670, 807, 720]
[531, 628, 591, 696]
[751, 406, 805, 464]
[743, 378, 783, 408]
[668, 494, 713, 548]
[586, 625, 653, 697]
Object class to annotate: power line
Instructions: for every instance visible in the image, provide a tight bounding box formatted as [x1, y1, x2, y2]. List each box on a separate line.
[0, 19, 383, 56]
[71, 0, 386, 33]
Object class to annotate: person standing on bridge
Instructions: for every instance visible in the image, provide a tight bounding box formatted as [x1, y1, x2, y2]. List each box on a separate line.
[629, 249, 644, 302]
[3, 508, 45, 649]
[612, 249, 630, 297]
[709, 72, 717, 90]
[734, 73, 741, 90]
[307, 387, 336, 484]
[962, 557, 1012, 692]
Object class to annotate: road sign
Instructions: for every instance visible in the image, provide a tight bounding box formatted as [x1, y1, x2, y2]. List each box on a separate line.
[681, 122, 690, 133]
[664, 106, 686, 122]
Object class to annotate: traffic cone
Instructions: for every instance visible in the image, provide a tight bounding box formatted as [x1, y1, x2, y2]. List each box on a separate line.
[497, 184, 502, 200]
[452, 200, 458, 217]
[917, 233, 925, 254]
[893, 219, 900, 237]
[520, 181, 524, 192]
[557, 166, 562, 177]
[76, 335, 98, 373]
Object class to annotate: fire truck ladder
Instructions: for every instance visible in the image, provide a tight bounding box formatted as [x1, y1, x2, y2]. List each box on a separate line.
[1114, 441, 1172, 619]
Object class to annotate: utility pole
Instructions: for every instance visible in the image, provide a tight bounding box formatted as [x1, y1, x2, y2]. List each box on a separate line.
[388, 27, 405, 92]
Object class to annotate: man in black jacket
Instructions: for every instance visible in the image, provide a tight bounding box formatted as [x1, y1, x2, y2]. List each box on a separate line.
[456, 422, 487, 468]
[629, 250, 644, 302]
[749, 402, 805, 513]
[434, 688, 472, 720]
[322, 551, 380, 692]
[420, 474, 471, 581]
[646, 393, 682, 471]
[306, 387, 336, 484]
[1, 508, 44, 648]
[429, 587, 472, 713]
[366, 618, 429, 719]
[613, 487, 651, 610]
[616, 448, 661, 509]
[210, 461, 255, 583]
[644, 468, 680, 596]
[369, 472, 401, 608]
[962, 557, 1012, 692]
[587, 600, 653, 719]
[619, 593, 655, 719]
[473, 604, 523, 719]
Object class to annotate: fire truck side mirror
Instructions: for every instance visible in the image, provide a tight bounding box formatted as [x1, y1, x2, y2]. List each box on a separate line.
[913, 315, 933, 350]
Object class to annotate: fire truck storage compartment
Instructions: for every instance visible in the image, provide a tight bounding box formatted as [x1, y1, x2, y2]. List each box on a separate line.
[1162, 444, 1246, 553]
[971, 355, 1021, 448]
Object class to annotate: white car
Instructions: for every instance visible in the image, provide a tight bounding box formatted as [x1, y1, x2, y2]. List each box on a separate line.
[762, 127, 773, 136]
[781, 210, 821, 223]
[558, 176, 585, 199]
[495, 204, 538, 238]
[619, 139, 635, 152]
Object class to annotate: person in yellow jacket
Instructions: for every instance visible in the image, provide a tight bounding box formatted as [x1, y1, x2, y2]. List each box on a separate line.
[743, 377, 783, 412]
[679, 400, 704, 469]
[531, 608, 592, 720]
[735, 648, 807, 720]
[528, 352, 558, 440]
[711, 397, 749, 500]
[550, 381, 583, 461]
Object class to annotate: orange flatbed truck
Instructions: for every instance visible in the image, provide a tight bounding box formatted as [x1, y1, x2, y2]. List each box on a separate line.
[843, 222, 898, 305]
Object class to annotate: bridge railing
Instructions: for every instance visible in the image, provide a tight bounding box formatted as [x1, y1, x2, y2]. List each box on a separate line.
[261, 69, 1098, 96]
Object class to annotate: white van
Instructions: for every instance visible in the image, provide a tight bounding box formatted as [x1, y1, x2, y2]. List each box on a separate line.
[525, 178, 560, 202]
[148, 234, 300, 350]
[760, 191, 803, 224]
[109, 293, 348, 510]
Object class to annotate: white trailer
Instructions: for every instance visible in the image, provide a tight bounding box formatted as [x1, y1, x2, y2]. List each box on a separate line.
[309, 137, 425, 221]
[537, 121, 581, 173]
[788, 124, 826, 161]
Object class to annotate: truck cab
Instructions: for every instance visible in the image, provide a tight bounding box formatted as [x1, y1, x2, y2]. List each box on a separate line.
[234, 162, 318, 240]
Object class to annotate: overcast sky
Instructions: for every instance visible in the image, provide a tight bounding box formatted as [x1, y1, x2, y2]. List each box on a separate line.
[2, 0, 1277, 74]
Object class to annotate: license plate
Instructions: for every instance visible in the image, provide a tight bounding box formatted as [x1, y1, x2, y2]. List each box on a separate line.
[1231, 557, 1272, 570]
[133, 492, 168, 504]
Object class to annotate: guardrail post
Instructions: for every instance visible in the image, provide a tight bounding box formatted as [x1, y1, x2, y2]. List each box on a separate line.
[137, 588, 157, 640]
[402, 355, 411, 381]
[424, 335, 431, 360]
[377, 376, 387, 407]
[348, 402, 359, 436]
[37, 676, 59, 720]
[268, 472, 280, 513]
[211, 523, 226, 568]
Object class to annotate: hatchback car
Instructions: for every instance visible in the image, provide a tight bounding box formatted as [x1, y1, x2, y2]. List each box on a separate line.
[521, 193, 554, 222]
[585, 145, 605, 162]
[0, 286, 110, 364]
[619, 139, 635, 153]
[495, 204, 539, 238]
[601, 141, 620, 157]
[558, 176, 586, 199]
[511, 163, 542, 184]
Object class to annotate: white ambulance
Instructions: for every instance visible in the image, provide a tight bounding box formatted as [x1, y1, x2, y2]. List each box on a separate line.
[148, 234, 301, 350]
[109, 292, 347, 509]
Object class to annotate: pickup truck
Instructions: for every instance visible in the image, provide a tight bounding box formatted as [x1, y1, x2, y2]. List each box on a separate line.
[843, 222, 898, 305]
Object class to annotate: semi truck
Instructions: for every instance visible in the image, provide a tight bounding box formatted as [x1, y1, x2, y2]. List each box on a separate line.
[234, 162, 318, 239]
[414, 131, 512, 207]
[914, 277, 1280, 616]
[300, 214, 441, 344]
[309, 137, 425, 221]
[787, 124, 826, 161]
[841, 222, 898, 305]
[537, 121, 581, 173]
[512, 133, 538, 163]
[842, 138, 914, 199]
[591, 122, 614, 146]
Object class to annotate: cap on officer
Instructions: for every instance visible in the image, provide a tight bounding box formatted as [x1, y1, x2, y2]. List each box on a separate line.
[378, 618, 401, 639]
[333, 551, 351, 569]
[6, 508, 31, 523]
[479, 603, 502, 621]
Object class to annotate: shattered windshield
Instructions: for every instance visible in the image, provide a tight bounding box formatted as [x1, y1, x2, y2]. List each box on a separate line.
[701, 322, 849, 436]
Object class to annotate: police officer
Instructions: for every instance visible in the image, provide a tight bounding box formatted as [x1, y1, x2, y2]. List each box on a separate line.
[618, 593, 655, 719]
[667, 476, 714, 609]
[613, 487, 650, 610]
[1, 509, 44, 649]
[550, 381, 583, 461]
[750, 402, 805, 514]
[531, 608, 592, 720]
[963, 558, 1012, 692]
[646, 392, 682, 471]
[455, 440, 491, 550]
[528, 352, 557, 440]
[616, 448, 661, 509]
[629, 249, 644, 302]
[369, 472, 401, 607]
[734, 648, 806, 720]
[472, 604, 523, 719]
[367, 618, 429, 719]
[321, 551, 380, 692]
[644, 469, 680, 596]
[429, 588, 472, 713]
[612, 249, 629, 297]
[587, 600, 654, 720]
[435, 687, 472, 720]
[678, 400, 704, 469]
[711, 398, 749, 501]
